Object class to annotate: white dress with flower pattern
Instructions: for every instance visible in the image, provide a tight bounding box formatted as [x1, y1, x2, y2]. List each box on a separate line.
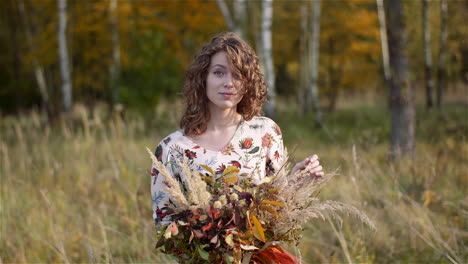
[150, 116, 284, 225]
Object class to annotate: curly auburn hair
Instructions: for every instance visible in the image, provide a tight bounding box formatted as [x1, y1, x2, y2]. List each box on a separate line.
[180, 32, 268, 136]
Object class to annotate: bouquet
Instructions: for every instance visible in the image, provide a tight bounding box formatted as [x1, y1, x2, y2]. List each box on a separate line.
[147, 148, 374, 264]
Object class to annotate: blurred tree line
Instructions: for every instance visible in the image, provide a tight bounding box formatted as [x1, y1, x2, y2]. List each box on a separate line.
[1, 0, 466, 115]
[0, 0, 466, 156]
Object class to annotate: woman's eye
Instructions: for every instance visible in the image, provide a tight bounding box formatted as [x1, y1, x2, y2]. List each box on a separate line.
[214, 71, 224, 77]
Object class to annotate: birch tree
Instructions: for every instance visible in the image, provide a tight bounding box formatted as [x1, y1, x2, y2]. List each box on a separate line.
[58, 0, 72, 113]
[387, 0, 415, 157]
[437, 0, 448, 108]
[261, 0, 276, 118]
[307, 0, 322, 126]
[216, 0, 247, 38]
[376, 0, 391, 95]
[423, 0, 434, 108]
[109, 0, 121, 106]
[216, 0, 236, 32]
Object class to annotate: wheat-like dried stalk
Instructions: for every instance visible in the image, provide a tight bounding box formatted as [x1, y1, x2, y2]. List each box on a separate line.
[146, 147, 189, 210]
[272, 152, 375, 237]
[178, 156, 211, 209]
[178, 156, 200, 205]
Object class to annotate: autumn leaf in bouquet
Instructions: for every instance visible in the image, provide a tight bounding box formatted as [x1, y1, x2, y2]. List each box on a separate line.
[147, 147, 375, 264]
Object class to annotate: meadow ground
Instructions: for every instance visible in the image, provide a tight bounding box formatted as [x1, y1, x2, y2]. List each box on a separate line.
[1, 93, 466, 263]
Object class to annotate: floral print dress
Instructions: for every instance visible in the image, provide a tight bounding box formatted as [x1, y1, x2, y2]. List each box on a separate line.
[151, 116, 284, 225]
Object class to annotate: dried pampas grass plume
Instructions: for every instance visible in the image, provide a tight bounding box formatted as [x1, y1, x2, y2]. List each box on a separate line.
[178, 155, 212, 209]
[271, 148, 376, 237]
[146, 147, 189, 210]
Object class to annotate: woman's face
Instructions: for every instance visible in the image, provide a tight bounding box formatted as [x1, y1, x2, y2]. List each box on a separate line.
[205, 51, 243, 112]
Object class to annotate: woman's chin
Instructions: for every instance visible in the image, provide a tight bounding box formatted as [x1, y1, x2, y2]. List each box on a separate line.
[210, 102, 239, 111]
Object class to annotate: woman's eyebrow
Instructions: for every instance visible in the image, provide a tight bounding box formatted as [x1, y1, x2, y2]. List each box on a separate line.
[209, 64, 227, 69]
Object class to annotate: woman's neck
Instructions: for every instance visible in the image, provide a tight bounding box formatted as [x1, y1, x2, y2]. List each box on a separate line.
[207, 106, 242, 132]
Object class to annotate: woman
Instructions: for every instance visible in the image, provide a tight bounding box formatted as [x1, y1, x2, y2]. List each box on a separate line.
[151, 32, 323, 225]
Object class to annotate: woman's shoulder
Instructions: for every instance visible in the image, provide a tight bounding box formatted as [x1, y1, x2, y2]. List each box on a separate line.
[248, 116, 282, 134]
[248, 116, 278, 125]
[155, 130, 185, 149]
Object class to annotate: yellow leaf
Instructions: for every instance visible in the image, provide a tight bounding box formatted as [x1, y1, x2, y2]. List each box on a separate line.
[223, 166, 239, 175]
[262, 200, 285, 207]
[268, 188, 280, 194]
[224, 173, 238, 185]
[200, 165, 215, 175]
[202, 175, 214, 184]
[260, 204, 279, 218]
[223, 166, 239, 184]
[250, 214, 266, 242]
[225, 233, 235, 247]
[246, 211, 253, 230]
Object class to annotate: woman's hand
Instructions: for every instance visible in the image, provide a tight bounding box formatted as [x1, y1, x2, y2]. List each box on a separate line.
[291, 154, 324, 178]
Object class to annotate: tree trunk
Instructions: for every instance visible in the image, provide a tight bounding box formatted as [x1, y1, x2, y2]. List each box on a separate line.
[58, 0, 72, 113]
[387, 0, 415, 158]
[298, 1, 309, 116]
[437, 0, 448, 108]
[17, 0, 50, 112]
[109, 0, 121, 106]
[423, 0, 434, 108]
[307, 0, 322, 126]
[216, 0, 236, 32]
[261, 0, 276, 118]
[234, 0, 247, 39]
[216, 0, 247, 39]
[376, 0, 391, 102]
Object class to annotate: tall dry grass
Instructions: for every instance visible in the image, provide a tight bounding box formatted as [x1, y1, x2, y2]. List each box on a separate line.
[0, 98, 466, 263]
[0, 104, 177, 263]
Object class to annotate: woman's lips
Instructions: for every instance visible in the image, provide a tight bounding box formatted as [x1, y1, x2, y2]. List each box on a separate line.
[219, 92, 236, 99]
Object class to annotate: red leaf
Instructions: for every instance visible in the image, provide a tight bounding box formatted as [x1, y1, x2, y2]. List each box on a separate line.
[193, 229, 205, 238]
[260, 245, 300, 264]
[251, 245, 300, 264]
[208, 208, 222, 220]
[202, 222, 214, 232]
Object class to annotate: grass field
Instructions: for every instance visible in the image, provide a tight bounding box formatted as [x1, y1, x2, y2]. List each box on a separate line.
[1, 95, 466, 263]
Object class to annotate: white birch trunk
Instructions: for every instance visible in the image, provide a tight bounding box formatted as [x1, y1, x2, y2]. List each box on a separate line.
[109, 0, 121, 105]
[18, 0, 49, 106]
[58, 0, 72, 113]
[376, 0, 391, 87]
[308, 0, 322, 125]
[437, 0, 448, 107]
[423, 0, 434, 108]
[216, 0, 236, 32]
[261, 0, 276, 118]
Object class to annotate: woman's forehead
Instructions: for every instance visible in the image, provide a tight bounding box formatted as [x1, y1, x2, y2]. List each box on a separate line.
[210, 51, 229, 65]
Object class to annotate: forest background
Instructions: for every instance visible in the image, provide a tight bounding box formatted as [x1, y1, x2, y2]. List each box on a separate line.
[1, 0, 467, 263]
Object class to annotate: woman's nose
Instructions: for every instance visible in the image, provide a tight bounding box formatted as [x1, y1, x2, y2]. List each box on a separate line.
[224, 75, 234, 88]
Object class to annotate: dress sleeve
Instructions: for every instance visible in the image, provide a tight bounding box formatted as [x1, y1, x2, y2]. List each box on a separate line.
[150, 140, 173, 226]
[263, 119, 285, 177]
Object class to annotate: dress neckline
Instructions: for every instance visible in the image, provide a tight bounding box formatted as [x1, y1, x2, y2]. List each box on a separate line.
[178, 118, 245, 153]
